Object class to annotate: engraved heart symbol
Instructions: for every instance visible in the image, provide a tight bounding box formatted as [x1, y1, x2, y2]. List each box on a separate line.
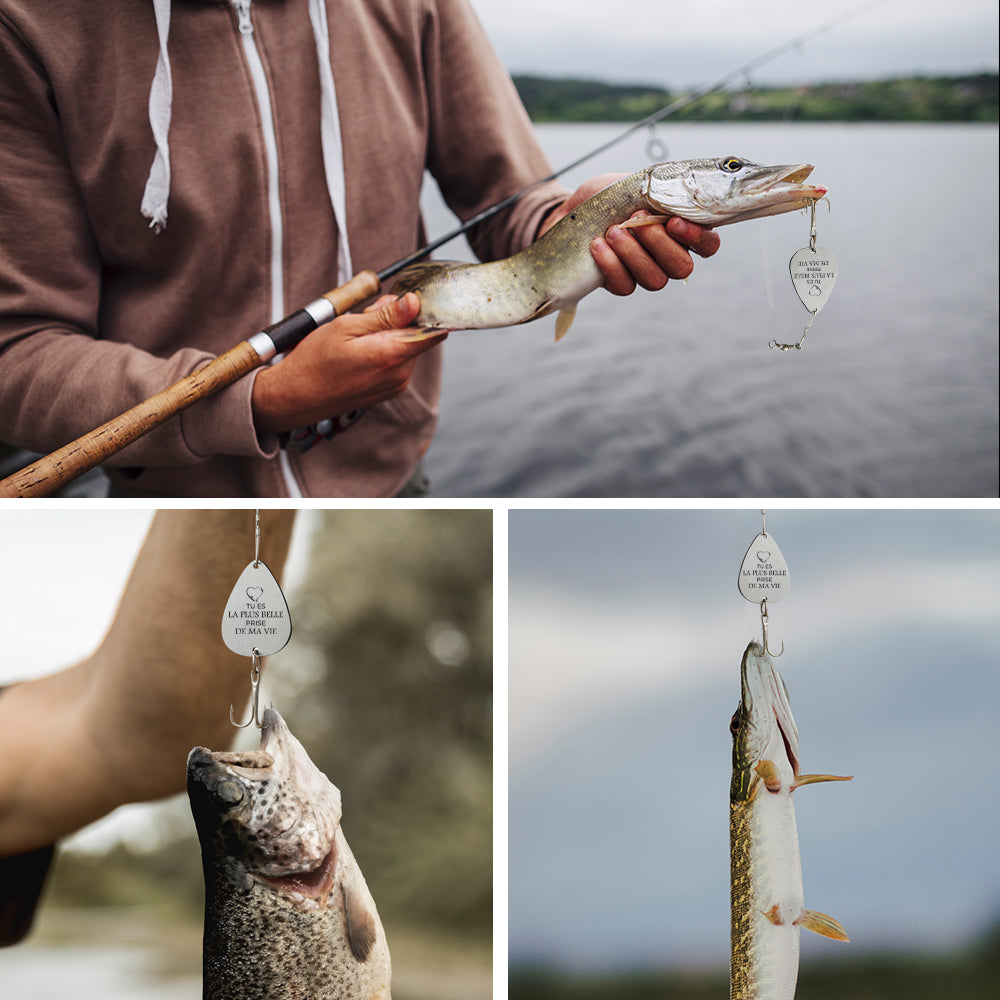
[757, 551, 771, 563]
[246, 586, 264, 602]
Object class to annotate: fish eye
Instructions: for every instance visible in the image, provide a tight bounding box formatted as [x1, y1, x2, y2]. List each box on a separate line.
[729, 713, 741, 734]
[720, 156, 743, 173]
[214, 778, 245, 805]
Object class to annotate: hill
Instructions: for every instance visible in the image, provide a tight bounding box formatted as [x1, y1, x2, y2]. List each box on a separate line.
[511, 73, 999, 123]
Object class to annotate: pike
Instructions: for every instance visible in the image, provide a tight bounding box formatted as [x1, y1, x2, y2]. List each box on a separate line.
[187, 708, 391, 1000]
[729, 642, 851, 999]
[394, 156, 826, 341]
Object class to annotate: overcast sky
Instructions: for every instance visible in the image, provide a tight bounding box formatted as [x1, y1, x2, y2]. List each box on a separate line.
[509, 508, 1000, 768]
[470, 0, 999, 88]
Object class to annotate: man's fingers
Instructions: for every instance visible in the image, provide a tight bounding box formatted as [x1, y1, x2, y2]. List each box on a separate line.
[591, 235, 638, 296]
[666, 217, 721, 258]
[606, 218, 673, 289]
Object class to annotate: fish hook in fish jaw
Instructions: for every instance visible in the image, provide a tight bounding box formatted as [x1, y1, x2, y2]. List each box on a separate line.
[760, 598, 784, 657]
[230, 650, 264, 729]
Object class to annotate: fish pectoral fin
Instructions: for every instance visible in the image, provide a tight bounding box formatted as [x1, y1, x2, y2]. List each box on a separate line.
[617, 214, 673, 230]
[762, 903, 784, 926]
[792, 773, 853, 790]
[795, 908, 850, 942]
[342, 881, 377, 962]
[555, 305, 577, 342]
[754, 759, 783, 793]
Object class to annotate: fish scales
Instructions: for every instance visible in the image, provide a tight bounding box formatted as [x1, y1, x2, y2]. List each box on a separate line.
[188, 708, 390, 1000]
[729, 642, 851, 999]
[393, 156, 827, 339]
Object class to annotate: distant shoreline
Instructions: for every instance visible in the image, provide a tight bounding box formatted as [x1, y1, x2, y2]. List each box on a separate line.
[512, 73, 999, 124]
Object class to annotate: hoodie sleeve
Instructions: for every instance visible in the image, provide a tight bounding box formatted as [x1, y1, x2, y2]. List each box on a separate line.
[0, 13, 275, 468]
[419, 0, 570, 261]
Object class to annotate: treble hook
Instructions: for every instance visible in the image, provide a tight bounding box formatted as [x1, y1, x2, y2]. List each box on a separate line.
[231, 650, 264, 728]
[760, 599, 784, 658]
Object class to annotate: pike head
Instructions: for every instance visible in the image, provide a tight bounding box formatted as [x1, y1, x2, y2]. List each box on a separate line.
[646, 156, 827, 226]
[730, 641, 801, 804]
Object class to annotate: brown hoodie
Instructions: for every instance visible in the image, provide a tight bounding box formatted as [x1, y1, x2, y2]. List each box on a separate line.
[0, 0, 566, 497]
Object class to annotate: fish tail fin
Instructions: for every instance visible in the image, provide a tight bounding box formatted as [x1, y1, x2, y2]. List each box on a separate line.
[795, 908, 850, 942]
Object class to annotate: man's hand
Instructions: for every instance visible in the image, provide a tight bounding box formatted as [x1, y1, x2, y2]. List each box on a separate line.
[251, 293, 445, 435]
[540, 173, 721, 296]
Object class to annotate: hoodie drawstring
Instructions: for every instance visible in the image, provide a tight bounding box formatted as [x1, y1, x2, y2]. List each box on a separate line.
[307, 0, 353, 285]
[141, 0, 173, 230]
[142, 0, 353, 285]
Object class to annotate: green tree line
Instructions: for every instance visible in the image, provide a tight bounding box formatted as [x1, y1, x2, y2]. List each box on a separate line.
[513, 73, 999, 123]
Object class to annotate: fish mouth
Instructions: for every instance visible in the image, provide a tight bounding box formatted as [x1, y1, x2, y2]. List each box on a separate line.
[745, 162, 827, 201]
[740, 642, 801, 776]
[251, 844, 339, 908]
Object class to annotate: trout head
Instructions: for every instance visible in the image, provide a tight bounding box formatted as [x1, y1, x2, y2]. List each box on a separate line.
[187, 707, 342, 900]
[646, 156, 827, 226]
[730, 641, 800, 802]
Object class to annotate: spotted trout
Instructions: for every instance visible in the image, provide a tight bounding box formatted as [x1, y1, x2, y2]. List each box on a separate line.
[187, 708, 390, 1000]
[729, 642, 851, 999]
[394, 156, 826, 340]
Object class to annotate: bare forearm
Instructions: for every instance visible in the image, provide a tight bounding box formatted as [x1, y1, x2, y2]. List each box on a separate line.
[86, 509, 295, 798]
[0, 509, 296, 855]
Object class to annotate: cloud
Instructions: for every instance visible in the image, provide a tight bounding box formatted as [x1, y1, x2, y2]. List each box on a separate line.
[510, 556, 1000, 768]
[470, 0, 999, 86]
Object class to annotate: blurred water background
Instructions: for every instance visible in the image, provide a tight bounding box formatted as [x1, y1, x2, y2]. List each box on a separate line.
[423, 121, 999, 497]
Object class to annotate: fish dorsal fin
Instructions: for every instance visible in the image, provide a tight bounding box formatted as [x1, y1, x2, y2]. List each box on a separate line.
[392, 260, 464, 294]
[795, 908, 850, 942]
[342, 882, 377, 962]
[555, 305, 576, 341]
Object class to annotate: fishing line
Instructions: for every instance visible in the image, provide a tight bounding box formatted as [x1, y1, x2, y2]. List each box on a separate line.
[0, 2, 876, 499]
[386, 0, 884, 277]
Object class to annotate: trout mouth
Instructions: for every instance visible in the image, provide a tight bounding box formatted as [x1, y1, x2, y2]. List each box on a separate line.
[251, 845, 339, 909]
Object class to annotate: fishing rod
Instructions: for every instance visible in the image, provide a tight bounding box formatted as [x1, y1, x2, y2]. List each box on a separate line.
[0, 1, 878, 498]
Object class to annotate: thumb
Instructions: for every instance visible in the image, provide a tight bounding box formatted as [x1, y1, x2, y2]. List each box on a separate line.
[360, 292, 422, 332]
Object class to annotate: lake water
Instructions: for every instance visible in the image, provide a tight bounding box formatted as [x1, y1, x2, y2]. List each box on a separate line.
[422, 122, 999, 497]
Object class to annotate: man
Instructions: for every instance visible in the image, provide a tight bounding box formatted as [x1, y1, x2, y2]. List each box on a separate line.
[0, 0, 718, 497]
[0, 509, 296, 944]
